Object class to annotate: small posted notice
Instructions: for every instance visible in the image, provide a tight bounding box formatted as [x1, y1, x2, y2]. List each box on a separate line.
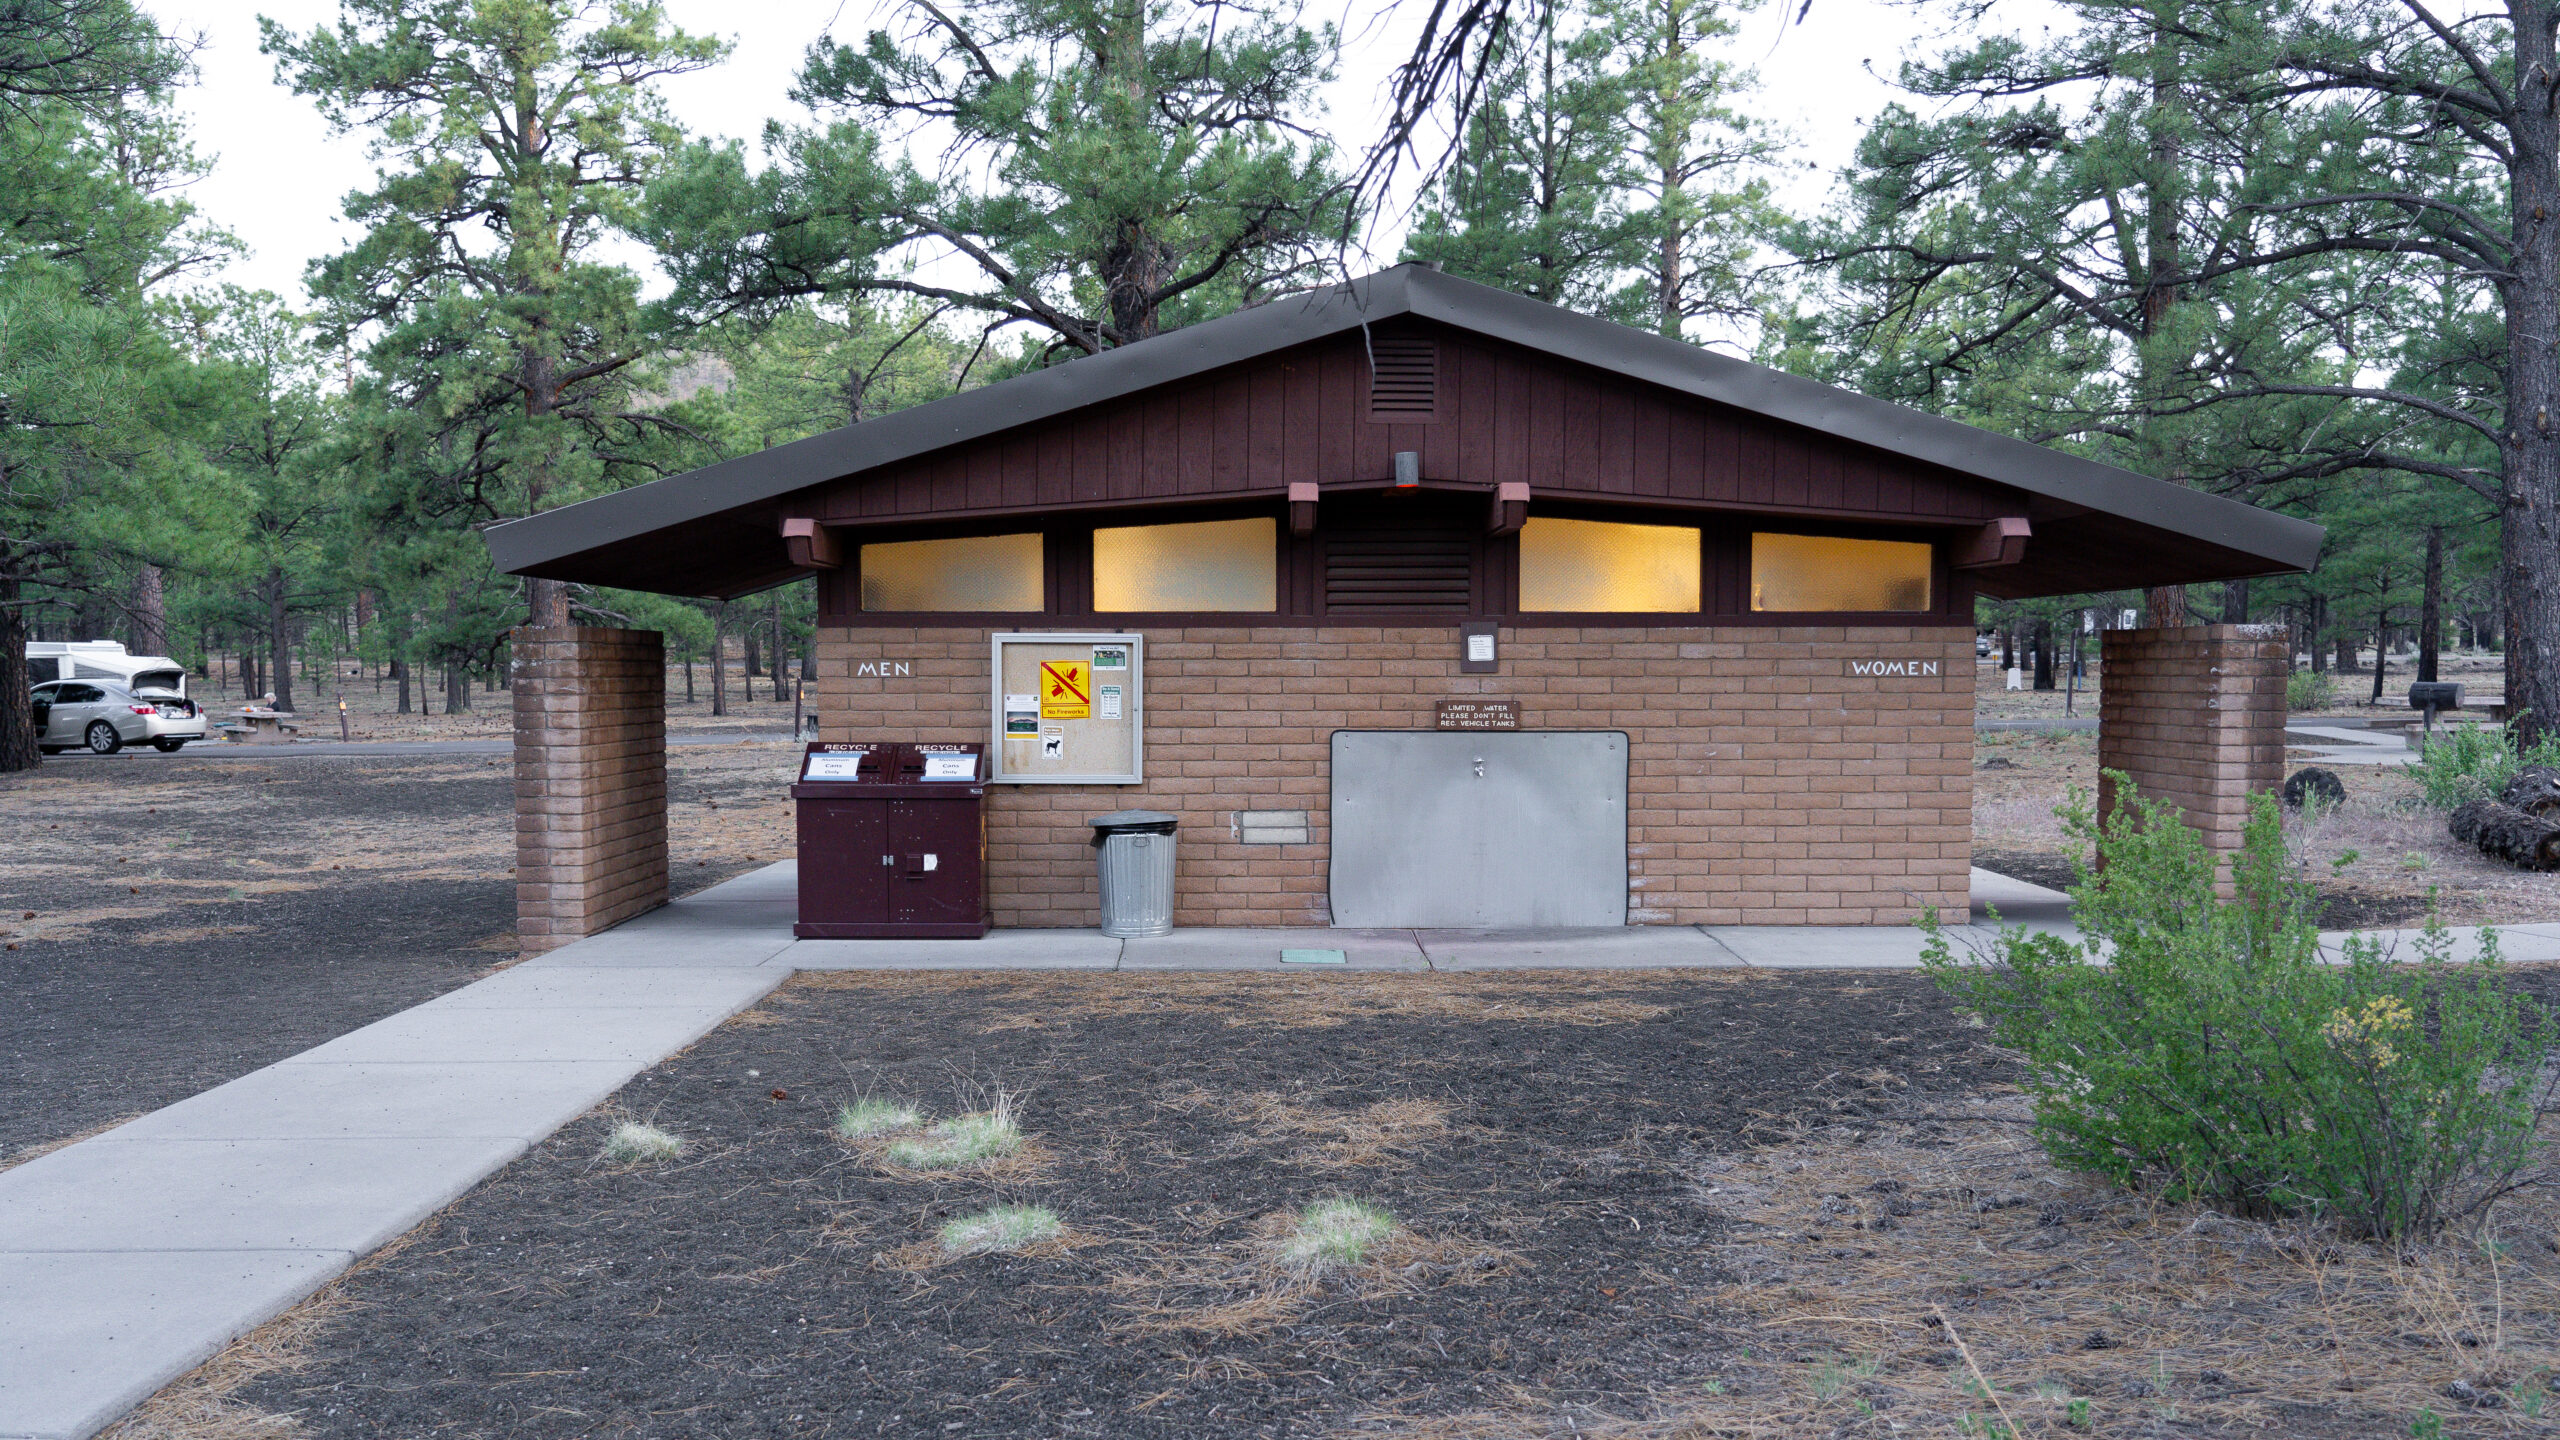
[920, 752, 977, 781]
[1097, 684, 1123, 720]
[803, 752, 865, 779]
[1434, 699, 1521, 731]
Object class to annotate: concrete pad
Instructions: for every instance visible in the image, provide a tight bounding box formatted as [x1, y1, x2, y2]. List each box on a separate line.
[1703, 925, 1930, 969]
[417, 965, 783, 1012]
[2319, 925, 2560, 965]
[515, 934, 799, 969]
[276, 1003, 744, 1065]
[1121, 928, 1426, 970]
[1968, 866, 2076, 927]
[0, 1248, 349, 1440]
[99, 1061, 638, 1143]
[518, 863, 799, 969]
[786, 928, 1123, 970]
[1419, 926, 1743, 970]
[0, 1137, 526, 1255]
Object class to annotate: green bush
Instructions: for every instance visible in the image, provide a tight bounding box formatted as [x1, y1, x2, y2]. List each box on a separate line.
[2408, 718, 2560, 810]
[1924, 778, 2554, 1241]
[2285, 667, 2334, 712]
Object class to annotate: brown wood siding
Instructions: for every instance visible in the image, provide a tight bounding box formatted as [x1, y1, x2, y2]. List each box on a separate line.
[806, 323, 2022, 528]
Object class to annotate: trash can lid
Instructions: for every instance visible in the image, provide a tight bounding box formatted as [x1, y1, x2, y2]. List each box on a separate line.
[1089, 809, 1179, 832]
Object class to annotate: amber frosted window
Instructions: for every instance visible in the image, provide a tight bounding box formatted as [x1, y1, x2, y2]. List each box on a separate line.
[1518, 517, 1701, 612]
[1093, 517, 1277, 611]
[1750, 532, 1934, 612]
[860, 533, 1045, 612]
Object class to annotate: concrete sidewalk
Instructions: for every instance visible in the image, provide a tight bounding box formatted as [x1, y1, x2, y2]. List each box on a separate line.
[11, 860, 2556, 1440]
[0, 876, 792, 1440]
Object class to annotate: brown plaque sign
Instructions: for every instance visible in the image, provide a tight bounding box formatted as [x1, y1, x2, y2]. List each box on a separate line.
[1435, 699, 1521, 731]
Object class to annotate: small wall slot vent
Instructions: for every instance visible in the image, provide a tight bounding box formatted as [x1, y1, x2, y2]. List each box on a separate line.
[1368, 337, 1438, 420]
[1324, 526, 1474, 613]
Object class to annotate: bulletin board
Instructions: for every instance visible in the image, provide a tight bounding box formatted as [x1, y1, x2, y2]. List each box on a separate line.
[989, 632, 1143, 784]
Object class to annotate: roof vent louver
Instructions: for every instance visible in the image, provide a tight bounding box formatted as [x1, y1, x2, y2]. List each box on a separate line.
[1368, 337, 1437, 420]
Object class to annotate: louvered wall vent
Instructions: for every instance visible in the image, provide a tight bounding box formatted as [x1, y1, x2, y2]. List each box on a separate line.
[1324, 523, 1474, 613]
[1367, 337, 1438, 419]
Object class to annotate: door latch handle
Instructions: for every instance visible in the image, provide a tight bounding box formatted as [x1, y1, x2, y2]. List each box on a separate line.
[1473, 757, 1486, 778]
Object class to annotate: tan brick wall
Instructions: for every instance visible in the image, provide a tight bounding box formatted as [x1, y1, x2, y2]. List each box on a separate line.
[814, 625, 1974, 927]
[2097, 623, 2290, 867]
[514, 627, 669, 952]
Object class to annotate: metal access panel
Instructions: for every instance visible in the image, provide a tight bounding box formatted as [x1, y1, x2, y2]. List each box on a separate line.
[1329, 731, 1628, 928]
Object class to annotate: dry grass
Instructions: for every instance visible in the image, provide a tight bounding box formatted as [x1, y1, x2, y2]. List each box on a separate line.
[1109, 1208, 1520, 1341]
[1342, 1098, 2560, 1439]
[789, 969, 1694, 1030]
[1166, 1087, 1456, 1170]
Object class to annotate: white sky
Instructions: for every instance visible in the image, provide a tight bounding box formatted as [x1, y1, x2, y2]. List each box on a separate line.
[164, 0, 1972, 306]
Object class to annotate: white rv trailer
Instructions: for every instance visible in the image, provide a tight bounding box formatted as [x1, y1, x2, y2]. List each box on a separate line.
[25, 641, 190, 696]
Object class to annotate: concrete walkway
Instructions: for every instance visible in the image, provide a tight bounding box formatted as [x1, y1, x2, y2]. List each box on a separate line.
[8, 860, 2557, 1440]
[0, 875, 792, 1440]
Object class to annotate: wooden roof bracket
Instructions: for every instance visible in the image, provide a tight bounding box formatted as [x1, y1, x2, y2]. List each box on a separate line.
[1289, 482, 1320, 537]
[1952, 516, 2031, 569]
[782, 517, 842, 570]
[1488, 482, 1530, 536]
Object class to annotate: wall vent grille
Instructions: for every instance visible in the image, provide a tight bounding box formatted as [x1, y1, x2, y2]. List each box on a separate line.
[1367, 337, 1438, 419]
[1324, 522, 1473, 613]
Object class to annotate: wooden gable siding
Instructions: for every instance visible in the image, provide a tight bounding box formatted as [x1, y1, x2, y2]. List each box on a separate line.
[804, 324, 2024, 527]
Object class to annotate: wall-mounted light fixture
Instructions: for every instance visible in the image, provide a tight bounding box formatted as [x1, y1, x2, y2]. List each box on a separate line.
[1459, 620, 1498, 674]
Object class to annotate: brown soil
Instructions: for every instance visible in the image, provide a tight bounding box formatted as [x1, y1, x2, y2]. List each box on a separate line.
[150, 966, 2560, 1440]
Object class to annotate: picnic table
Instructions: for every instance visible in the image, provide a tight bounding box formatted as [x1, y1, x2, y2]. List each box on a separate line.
[219, 707, 302, 744]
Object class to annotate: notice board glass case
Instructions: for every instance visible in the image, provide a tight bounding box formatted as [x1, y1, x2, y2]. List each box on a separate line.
[988, 632, 1142, 784]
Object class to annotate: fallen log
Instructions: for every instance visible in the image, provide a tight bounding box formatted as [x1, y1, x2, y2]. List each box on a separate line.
[2500, 764, 2560, 819]
[2449, 798, 2560, 871]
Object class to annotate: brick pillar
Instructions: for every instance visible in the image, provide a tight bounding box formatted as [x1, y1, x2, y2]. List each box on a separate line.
[2096, 623, 2290, 872]
[514, 627, 668, 953]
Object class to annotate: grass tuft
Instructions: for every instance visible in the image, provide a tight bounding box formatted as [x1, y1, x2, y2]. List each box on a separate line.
[600, 1121, 684, 1164]
[884, 1094, 1023, 1169]
[1279, 1197, 1398, 1271]
[937, 1203, 1062, 1256]
[834, 1097, 922, 1139]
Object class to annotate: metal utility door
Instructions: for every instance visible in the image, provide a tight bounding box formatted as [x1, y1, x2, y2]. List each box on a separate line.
[1329, 731, 1628, 928]
[887, 800, 981, 926]
[795, 797, 889, 928]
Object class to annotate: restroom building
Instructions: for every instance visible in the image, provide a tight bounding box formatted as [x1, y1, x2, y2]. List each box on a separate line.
[486, 265, 2321, 943]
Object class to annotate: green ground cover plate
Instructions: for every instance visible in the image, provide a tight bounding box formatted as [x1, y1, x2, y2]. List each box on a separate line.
[1279, 949, 1347, 965]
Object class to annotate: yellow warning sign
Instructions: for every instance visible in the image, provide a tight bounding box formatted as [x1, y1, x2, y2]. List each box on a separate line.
[1039, 659, 1090, 719]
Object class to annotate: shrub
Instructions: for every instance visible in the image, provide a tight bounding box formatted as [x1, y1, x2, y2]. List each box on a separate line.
[834, 1098, 922, 1139]
[2286, 667, 2334, 712]
[602, 1121, 684, 1164]
[938, 1203, 1062, 1256]
[885, 1096, 1023, 1169]
[1280, 1198, 1399, 1270]
[1924, 778, 2554, 1241]
[2409, 718, 2560, 810]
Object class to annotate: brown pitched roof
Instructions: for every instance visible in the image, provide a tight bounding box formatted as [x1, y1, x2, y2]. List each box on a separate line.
[483, 264, 2323, 599]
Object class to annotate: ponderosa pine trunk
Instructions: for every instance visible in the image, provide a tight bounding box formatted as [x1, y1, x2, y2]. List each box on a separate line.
[2420, 527, 2445, 684]
[2503, 3, 2560, 746]
[265, 567, 296, 712]
[709, 605, 728, 717]
[0, 577, 39, 771]
[133, 563, 167, 655]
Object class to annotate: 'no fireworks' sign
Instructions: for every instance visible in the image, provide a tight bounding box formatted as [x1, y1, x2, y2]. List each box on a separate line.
[1039, 659, 1090, 720]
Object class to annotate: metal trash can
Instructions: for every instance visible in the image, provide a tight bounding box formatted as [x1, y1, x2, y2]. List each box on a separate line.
[1090, 809, 1178, 938]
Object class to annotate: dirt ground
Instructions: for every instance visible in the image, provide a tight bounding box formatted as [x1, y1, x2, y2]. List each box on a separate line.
[0, 743, 804, 1164]
[1971, 729, 2560, 928]
[94, 968, 2555, 1440]
[184, 662, 810, 743]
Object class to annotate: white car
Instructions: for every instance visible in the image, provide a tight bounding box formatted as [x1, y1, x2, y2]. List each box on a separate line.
[29, 679, 209, 754]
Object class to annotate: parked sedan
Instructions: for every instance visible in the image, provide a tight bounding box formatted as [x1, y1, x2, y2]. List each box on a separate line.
[29, 679, 208, 754]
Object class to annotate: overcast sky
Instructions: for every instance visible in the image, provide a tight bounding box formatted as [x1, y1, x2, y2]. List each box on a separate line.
[164, 0, 1971, 306]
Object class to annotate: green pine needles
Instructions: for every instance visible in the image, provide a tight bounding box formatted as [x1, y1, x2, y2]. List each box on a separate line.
[1924, 776, 2556, 1242]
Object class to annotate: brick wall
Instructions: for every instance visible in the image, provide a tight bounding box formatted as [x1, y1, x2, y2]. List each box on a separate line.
[2096, 623, 2289, 867]
[814, 624, 1975, 927]
[514, 627, 669, 952]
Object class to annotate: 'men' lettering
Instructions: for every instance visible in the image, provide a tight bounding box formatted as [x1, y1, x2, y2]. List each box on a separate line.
[855, 661, 912, 678]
